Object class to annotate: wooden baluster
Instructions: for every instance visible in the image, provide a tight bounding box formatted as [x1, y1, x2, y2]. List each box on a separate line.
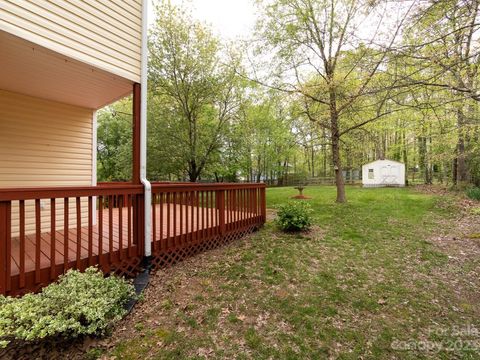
[50, 198, 56, 280]
[207, 191, 215, 237]
[35, 199, 41, 284]
[233, 190, 237, 226]
[184, 192, 189, 244]
[19, 200, 25, 288]
[119, 195, 123, 260]
[250, 189, 255, 224]
[179, 192, 183, 245]
[166, 193, 171, 248]
[173, 192, 177, 247]
[98, 196, 104, 269]
[218, 190, 225, 237]
[88, 196, 93, 266]
[127, 194, 132, 256]
[248, 189, 252, 225]
[261, 187, 266, 223]
[109, 195, 113, 263]
[152, 193, 157, 252]
[195, 191, 200, 243]
[160, 193, 164, 250]
[76, 197, 81, 269]
[228, 190, 232, 228]
[242, 189, 245, 226]
[193, 191, 197, 242]
[64, 198, 69, 272]
[254, 188, 258, 219]
[188, 191, 195, 243]
[205, 191, 209, 238]
[201, 191, 205, 240]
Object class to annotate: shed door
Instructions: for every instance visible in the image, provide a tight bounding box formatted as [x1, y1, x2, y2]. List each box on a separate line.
[380, 165, 399, 184]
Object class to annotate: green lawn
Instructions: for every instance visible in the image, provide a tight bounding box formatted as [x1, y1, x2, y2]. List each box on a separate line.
[104, 186, 480, 359]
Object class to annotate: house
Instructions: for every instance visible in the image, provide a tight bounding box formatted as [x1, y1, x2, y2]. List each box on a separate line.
[0, 1, 265, 296]
[362, 159, 405, 187]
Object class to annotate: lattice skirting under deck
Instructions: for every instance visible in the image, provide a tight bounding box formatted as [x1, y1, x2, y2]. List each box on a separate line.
[150, 225, 260, 271]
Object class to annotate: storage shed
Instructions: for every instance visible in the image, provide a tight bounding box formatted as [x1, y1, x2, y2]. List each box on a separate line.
[362, 159, 405, 187]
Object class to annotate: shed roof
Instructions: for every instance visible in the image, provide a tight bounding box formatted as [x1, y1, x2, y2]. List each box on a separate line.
[363, 159, 405, 166]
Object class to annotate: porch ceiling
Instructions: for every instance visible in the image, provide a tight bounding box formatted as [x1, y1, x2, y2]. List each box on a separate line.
[0, 31, 133, 109]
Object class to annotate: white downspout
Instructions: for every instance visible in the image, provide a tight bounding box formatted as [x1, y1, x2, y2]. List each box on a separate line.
[141, 0, 152, 257]
[92, 110, 97, 225]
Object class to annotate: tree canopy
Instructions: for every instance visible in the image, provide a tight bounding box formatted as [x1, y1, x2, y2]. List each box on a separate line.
[98, 0, 480, 202]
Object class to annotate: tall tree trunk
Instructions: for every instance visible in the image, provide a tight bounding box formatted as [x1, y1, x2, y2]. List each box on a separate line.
[188, 160, 199, 182]
[456, 109, 468, 184]
[331, 132, 346, 202]
[311, 146, 315, 178]
[402, 129, 408, 186]
[329, 85, 346, 203]
[322, 129, 327, 177]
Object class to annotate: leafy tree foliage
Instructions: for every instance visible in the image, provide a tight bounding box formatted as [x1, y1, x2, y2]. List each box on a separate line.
[96, 0, 480, 201]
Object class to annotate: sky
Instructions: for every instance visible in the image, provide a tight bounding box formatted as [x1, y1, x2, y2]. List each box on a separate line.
[147, 0, 258, 40]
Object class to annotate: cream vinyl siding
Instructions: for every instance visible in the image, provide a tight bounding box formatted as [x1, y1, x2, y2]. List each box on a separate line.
[0, 0, 142, 82]
[0, 90, 93, 235]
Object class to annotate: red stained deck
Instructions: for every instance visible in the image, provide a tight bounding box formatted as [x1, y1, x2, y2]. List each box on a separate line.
[0, 183, 266, 296]
[9, 204, 241, 276]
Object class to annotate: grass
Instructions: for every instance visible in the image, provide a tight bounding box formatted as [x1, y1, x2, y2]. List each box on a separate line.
[105, 186, 480, 359]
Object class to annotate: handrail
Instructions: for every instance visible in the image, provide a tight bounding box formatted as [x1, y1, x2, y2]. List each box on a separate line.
[0, 185, 144, 201]
[151, 182, 266, 192]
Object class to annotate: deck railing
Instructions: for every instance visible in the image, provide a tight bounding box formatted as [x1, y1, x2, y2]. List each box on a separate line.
[150, 183, 265, 257]
[0, 185, 144, 296]
[0, 182, 266, 296]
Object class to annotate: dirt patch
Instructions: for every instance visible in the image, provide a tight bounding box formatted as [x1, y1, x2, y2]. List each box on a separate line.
[422, 187, 480, 312]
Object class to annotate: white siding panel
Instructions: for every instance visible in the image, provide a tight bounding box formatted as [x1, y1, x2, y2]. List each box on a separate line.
[0, 0, 142, 82]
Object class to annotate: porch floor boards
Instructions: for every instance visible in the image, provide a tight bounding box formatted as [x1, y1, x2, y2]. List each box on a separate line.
[9, 204, 247, 276]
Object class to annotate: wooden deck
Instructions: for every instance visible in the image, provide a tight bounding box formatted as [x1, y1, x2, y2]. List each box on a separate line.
[1, 183, 266, 296]
[9, 204, 240, 276]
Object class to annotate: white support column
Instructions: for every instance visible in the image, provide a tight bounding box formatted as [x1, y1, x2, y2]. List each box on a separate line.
[92, 110, 97, 225]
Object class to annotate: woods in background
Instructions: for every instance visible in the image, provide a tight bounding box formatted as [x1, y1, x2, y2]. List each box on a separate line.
[97, 0, 480, 202]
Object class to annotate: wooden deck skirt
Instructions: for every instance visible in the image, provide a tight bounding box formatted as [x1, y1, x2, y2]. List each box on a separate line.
[0, 183, 266, 296]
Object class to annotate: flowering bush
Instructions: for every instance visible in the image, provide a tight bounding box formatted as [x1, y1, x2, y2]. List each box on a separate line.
[0, 267, 135, 348]
[276, 201, 313, 232]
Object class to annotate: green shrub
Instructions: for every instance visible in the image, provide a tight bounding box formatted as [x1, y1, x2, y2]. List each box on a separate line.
[0, 267, 135, 348]
[466, 187, 480, 201]
[276, 201, 313, 232]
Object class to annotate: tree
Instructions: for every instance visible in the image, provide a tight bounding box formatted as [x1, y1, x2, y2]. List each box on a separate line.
[97, 99, 132, 181]
[400, 0, 480, 185]
[254, 0, 414, 202]
[148, 1, 242, 182]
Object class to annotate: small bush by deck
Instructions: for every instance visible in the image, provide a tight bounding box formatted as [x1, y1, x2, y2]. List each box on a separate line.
[0, 267, 134, 348]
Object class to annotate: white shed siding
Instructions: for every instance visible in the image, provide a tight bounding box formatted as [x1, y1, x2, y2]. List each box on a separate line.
[362, 160, 405, 187]
[0, 0, 142, 82]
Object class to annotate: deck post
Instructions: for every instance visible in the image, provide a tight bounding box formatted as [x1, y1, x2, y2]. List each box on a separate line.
[260, 187, 267, 223]
[216, 190, 226, 236]
[0, 201, 11, 295]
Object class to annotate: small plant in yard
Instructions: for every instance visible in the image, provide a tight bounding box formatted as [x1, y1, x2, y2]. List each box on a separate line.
[0, 267, 135, 348]
[275, 200, 313, 232]
[466, 187, 480, 201]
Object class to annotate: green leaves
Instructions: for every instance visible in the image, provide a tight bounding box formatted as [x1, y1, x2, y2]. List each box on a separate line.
[276, 200, 313, 232]
[0, 267, 135, 348]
